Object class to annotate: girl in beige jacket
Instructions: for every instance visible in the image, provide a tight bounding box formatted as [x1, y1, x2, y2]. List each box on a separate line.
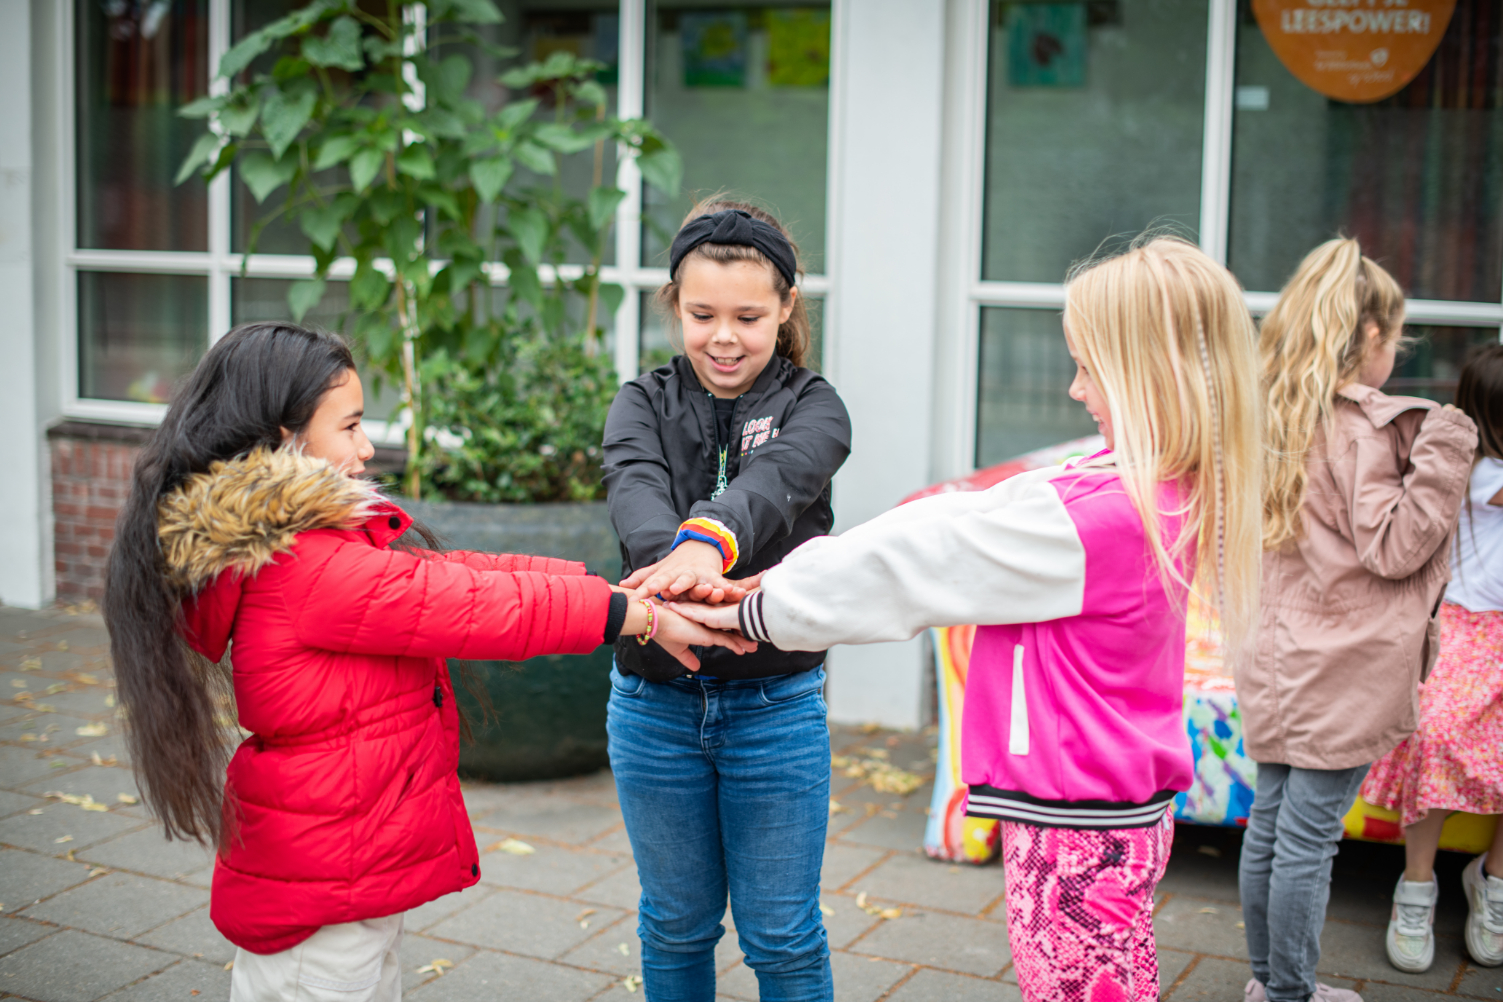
[1238, 239, 1478, 1002]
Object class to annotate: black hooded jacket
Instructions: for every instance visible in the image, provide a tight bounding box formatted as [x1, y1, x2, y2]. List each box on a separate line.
[602, 353, 852, 681]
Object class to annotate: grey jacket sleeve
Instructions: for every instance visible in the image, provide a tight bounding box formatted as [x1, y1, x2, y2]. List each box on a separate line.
[601, 381, 682, 572]
[690, 377, 852, 571]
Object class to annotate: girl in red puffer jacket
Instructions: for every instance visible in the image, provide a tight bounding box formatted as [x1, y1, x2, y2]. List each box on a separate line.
[103, 323, 750, 1002]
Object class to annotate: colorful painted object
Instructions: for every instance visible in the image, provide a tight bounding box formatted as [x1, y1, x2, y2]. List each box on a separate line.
[916, 436, 1498, 861]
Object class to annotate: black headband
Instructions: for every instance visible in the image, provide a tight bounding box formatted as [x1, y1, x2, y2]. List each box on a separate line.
[667, 210, 798, 289]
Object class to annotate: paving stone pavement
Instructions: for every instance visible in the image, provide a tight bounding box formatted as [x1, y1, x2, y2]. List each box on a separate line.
[1, 604, 1501, 1001]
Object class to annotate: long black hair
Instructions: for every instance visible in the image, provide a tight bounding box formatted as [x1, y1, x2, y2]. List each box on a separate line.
[1456, 343, 1503, 463]
[1452, 343, 1503, 573]
[105, 323, 360, 845]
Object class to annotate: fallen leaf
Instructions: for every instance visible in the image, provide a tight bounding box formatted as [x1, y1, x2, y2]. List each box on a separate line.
[20, 657, 41, 670]
[1235, 921, 1245, 929]
[622, 975, 642, 993]
[819, 904, 834, 916]
[1197, 845, 1222, 858]
[224, 961, 234, 971]
[10, 679, 26, 688]
[828, 799, 847, 815]
[27, 808, 42, 815]
[858, 722, 881, 734]
[66, 850, 75, 861]
[72, 673, 99, 686]
[75, 723, 107, 737]
[19, 733, 37, 742]
[43, 684, 66, 695]
[117, 793, 138, 805]
[575, 908, 598, 921]
[88, 867, 107, 877]
[92, 752, 118, 767]
[191, 991, 200, 996]
[49, 760, 69, 769]
[415, 959, 454, 976]
[856, 892, 868, 909]
[57, 641, 68, 651]
[1199, 907, 1218, 914]
[485, 837, 534, 856]
[54, 835, 73, 844]
[879, 908, 902, 920]
[104, 694, 116, 708]
[616, 942, 630, 956]
[44, 791, 108, 812]
[32, 703, 57, 713]
[580, 920, 591, 929]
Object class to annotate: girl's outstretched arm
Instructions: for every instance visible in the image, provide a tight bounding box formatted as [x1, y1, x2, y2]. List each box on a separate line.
[676, 468, 1087, 652]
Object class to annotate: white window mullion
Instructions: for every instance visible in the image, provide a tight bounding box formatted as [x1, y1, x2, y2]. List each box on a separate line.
[207, 0, 232, 344]
[934, 0, 989, 480]
[59, 0, 80, 415]
[613, 0, 646, 384]
[1198, 0, 1237, 264]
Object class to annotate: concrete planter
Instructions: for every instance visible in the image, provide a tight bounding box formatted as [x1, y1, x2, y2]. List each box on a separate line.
[401, 499, 620, 782]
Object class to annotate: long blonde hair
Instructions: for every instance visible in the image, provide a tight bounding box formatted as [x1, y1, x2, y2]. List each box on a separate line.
[1261, 238, 1405, 549]
[1064, 236, 1262, 646]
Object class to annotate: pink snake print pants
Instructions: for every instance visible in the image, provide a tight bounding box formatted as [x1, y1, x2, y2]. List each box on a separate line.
[1001, 811, 1174, 1002]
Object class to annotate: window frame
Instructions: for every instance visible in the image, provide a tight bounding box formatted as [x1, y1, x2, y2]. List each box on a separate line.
[58, 0, 832, 438]
[947, 0, 1503, 475]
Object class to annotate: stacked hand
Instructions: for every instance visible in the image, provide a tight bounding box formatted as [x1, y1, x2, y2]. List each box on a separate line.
[618, 541, 759, 670]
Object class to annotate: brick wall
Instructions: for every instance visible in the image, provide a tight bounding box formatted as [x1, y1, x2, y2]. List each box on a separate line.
[45, 422, 407, 604]
[48, 424, 149, 604]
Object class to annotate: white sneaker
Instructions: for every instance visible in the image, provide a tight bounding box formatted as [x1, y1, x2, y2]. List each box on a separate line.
[1463, 852, 1503, 967]
[1385, 875, 1438, 972]
[1308, 985, 1363, 1001]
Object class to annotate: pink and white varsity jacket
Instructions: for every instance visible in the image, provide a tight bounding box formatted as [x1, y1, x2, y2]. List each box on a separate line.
[737, 458, 1194, 829]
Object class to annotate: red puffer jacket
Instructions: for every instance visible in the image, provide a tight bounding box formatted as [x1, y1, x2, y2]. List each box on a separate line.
[161, 449, 612, 955]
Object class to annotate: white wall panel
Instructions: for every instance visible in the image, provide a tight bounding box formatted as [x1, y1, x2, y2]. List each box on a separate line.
[822, 0, 947, 729]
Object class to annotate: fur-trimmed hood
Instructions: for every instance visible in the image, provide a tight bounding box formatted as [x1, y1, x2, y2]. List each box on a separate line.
[158, 447, 385, 593]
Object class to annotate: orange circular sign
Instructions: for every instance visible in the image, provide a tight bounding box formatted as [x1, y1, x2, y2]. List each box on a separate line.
[1253, 0, 1455, 103]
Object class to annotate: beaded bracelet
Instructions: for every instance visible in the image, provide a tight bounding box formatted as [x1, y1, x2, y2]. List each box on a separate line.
[635, 599, 658, 646]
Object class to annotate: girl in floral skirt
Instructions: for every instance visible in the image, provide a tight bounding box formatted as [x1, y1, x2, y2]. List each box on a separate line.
[1363, 343, 1503, 974]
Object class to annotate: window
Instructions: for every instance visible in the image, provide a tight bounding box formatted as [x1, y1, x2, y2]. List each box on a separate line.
[981, 0, 1208, 284]
[64, 0, 833, 426]
[968, 0, 1503, 468]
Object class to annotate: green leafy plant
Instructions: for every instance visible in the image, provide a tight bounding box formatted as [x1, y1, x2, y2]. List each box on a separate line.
[177, 0, 680, 501]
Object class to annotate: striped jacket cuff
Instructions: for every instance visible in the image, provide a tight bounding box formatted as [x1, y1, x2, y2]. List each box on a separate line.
[737, 591, 772, 643]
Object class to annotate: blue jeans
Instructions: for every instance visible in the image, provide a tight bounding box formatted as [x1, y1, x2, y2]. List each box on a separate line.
[1239, 762, 1371, 1002]
[607, 664, 833, 1002]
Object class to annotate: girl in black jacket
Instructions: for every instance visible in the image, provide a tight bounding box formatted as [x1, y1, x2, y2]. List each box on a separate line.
[602, 199, 851, 1002]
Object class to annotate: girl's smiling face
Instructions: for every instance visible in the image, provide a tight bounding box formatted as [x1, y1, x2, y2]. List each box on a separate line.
[676, 256, 794, 399]
[281, 368, 375, 475]
[1065, 323, 1115, 449]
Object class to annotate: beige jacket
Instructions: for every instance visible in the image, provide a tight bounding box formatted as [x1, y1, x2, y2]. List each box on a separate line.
[1238, 384, 1478, 770]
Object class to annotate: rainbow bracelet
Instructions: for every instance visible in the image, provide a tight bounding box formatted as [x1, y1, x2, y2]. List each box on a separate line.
[672, 517, 739, 575]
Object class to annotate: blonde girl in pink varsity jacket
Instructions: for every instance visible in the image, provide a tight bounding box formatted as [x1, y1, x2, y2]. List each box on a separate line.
[675, 237, 1263, 1002]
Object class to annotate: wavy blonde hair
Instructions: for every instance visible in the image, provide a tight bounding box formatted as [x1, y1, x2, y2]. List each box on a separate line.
[1064, 236, 1263, 646]
[1261, 238, 1405, 549]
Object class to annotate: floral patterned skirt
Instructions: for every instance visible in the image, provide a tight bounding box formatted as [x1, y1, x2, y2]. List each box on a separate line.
[1361, 601, 1503, 829]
